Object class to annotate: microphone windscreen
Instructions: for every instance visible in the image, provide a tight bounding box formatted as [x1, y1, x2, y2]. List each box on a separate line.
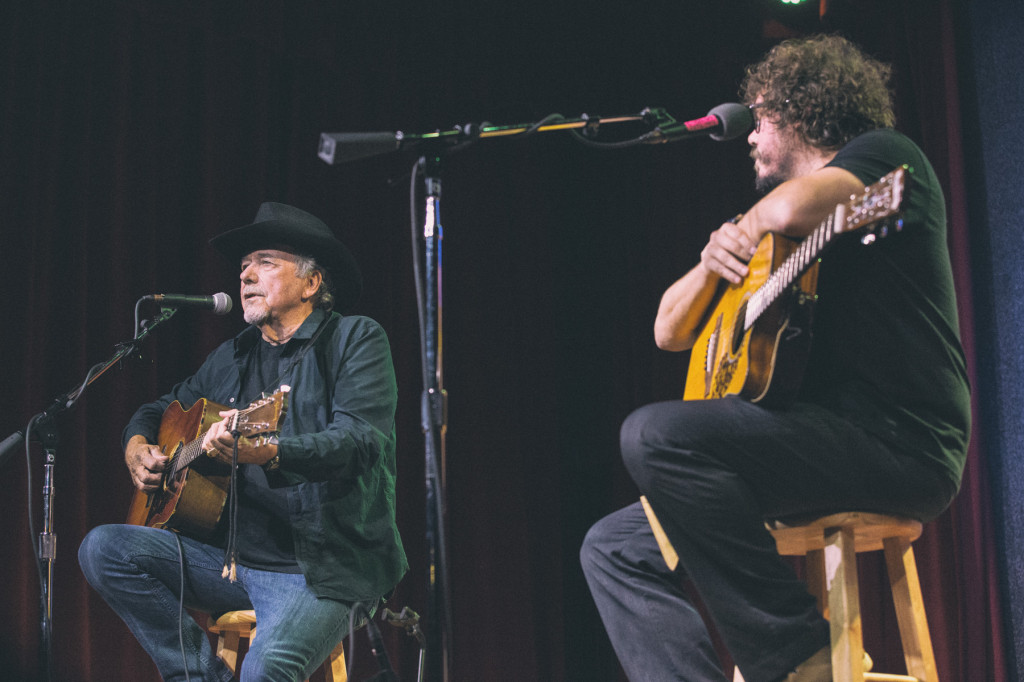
[708, 102, 754, 141]
[212, 292, 233, 315]
[318, 132, 402, 165]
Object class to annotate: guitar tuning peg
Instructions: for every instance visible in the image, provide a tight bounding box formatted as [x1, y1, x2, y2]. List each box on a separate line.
[861, 232, 877, 246]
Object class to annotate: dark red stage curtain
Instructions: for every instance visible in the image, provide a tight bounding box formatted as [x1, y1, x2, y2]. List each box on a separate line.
[0, 1, 1009, 680]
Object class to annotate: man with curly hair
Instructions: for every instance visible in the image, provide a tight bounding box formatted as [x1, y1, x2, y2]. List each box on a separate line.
[581, 35, 969, 682]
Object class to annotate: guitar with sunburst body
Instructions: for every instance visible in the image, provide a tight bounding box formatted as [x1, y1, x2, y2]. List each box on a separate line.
[125, 387, 289, 538]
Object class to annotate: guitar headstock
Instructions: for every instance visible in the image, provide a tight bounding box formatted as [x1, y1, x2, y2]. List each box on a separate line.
[234, 385, 290, 439]
[837, 165, 909, 240]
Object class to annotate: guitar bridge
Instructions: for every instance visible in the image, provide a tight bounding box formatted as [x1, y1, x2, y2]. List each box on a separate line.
[704, 316, 722, 398]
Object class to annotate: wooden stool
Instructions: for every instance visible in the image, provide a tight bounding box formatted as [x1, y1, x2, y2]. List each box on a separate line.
[639, 497, 940, 682]
[206, 609, 348, 682]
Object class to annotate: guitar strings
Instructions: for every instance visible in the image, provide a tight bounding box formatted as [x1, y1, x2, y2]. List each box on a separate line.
[746, 210, 837, 330]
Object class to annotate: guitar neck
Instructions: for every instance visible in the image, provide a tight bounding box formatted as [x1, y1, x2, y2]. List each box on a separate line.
[166, 391, 288, 477]
[743, 211, 839, 331]
[170, 437, 208, 476]
[167, 407, 240, 477]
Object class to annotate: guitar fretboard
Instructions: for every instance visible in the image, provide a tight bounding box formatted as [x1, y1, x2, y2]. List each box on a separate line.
[170, 437, 207, 477]
[743, 211, 839, 330]
[166, 407, 247, 479]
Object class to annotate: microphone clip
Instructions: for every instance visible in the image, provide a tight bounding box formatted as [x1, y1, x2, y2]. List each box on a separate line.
[640, 107, 700, 144]
[642, 106, 675, 128]
[639, 103, 753, 144]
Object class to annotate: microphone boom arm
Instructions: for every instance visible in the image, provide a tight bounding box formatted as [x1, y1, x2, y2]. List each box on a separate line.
[318, 108, 717, 165]
[49, 303, 177, 416]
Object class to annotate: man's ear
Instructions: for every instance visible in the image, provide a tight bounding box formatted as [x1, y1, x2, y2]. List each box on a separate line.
[303, 269, 323, 301]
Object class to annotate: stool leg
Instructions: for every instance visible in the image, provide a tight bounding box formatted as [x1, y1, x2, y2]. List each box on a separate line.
[640, 495, 679, 571]
[326, 641, 348, 682]
[806, 547, 828, 618]
[883, 537, 939, 682]
[826, 525, 866, 682]
[216, 631, 241, 674]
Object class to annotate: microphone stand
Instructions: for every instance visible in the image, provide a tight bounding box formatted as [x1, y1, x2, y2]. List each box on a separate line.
[318, 107, 710, 682]
[11, 303, 180, 681]
[417, 154, 452, 682]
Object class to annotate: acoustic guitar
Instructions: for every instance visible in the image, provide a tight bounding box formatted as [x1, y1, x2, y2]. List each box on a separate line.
[125, 387, 289, 538]
[683, 166, 908, 406]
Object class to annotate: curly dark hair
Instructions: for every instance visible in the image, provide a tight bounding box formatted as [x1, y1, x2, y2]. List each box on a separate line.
[740, 34, 895, 150]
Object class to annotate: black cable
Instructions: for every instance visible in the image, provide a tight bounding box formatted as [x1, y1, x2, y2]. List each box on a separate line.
[25, 414, 44, 591]
[65, 361, 104, 409]
[568, 128, 650, 149]
[26, 416, 53, 682]
[361, 602, 399, 681]
[222, 431, 241, 581]
[346, 605, 358, 680]
[409, 156, 429, 388]
[133, 297, 150, 340]
[174, 532, 192, 682]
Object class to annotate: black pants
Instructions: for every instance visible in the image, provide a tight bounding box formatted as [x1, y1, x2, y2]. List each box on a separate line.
[580, 396, 956, 682]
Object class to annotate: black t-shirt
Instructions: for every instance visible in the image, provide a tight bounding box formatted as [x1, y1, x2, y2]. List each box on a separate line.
[801, 129, 970, 484]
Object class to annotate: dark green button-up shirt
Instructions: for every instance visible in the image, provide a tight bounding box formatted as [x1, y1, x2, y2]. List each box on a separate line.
[124, 309, 408, 601]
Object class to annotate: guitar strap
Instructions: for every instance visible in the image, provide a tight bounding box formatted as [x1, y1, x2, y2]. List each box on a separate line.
[257, 312, 335, 399]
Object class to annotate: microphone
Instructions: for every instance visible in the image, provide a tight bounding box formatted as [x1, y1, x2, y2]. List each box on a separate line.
[144, 292, 233, 315]
[318, 131, 405, 165]
[643, 102, 753, 144]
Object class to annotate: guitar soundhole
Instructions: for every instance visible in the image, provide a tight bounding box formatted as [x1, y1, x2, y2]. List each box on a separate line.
[731, 300, 748, 355]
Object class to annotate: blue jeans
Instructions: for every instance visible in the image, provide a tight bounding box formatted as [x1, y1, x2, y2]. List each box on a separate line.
[79, 524, 363, 682]
[580, 397, 957, 682]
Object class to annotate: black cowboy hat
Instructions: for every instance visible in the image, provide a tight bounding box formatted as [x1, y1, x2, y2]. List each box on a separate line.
[210, 202, 362, 311]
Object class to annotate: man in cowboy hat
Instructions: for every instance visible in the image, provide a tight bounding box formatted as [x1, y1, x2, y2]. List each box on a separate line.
[79, 202, 408, 681]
